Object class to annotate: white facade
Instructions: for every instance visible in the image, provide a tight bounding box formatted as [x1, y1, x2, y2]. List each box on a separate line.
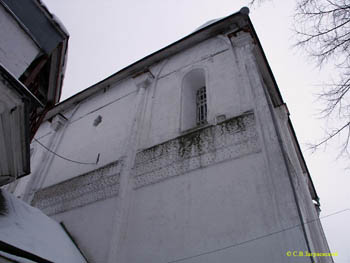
[9, 10, 332, 263]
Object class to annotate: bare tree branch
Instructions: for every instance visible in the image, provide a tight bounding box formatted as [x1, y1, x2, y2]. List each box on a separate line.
[250, 0, 350, 158]
[293, 0, 350, 158]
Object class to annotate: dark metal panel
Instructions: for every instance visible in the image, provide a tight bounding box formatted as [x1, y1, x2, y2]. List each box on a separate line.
[22, 96, 31, 176]
[0, 240, 53, 262]
[1, 0, 63, 54]
[0, 64, 43, 107]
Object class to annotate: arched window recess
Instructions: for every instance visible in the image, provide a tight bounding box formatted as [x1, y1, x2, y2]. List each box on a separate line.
[181, 68, 208, 131]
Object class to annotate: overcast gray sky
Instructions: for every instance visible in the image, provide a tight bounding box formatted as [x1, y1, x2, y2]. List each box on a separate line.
[44, 0, 350, 261]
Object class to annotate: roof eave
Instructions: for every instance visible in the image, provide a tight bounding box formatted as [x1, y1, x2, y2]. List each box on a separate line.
[44, 9, 250, 120]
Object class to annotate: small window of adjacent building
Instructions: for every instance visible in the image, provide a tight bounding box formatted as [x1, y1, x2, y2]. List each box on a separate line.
[182, 68, 207, 130]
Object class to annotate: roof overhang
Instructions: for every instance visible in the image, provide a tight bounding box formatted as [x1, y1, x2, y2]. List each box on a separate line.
[44, 8, 256, 120]
[0, 0, 69, 104]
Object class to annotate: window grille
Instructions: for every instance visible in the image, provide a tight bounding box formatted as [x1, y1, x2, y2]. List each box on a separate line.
[196, 86, 207, 125]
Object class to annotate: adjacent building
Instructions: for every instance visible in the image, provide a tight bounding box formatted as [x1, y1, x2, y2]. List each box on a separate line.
[0, 0, 68, 185]
[0, 1, 88, 262]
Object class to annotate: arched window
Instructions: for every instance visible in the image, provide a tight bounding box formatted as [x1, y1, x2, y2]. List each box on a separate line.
[181, 68, 207, 130]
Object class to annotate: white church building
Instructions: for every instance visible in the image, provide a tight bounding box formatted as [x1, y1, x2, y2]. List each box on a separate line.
[7, 7, 333, 263]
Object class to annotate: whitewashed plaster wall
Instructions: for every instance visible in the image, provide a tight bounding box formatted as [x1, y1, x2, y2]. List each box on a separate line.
[0, 4, 39, 77]
[126, 154, 307, 263]
[52, 196, 119, 263]
[140, 36, 251, 148]
[10, 30, 331, 263]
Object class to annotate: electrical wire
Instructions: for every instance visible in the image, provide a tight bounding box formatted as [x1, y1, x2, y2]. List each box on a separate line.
[33, 138, 97, 165]
[33, 138, 348, 261]
[167, 208, 350, 263]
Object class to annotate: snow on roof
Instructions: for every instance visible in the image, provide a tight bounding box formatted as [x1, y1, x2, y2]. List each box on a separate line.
[0, 190, 86, 263]
[193, 18, 223, 32]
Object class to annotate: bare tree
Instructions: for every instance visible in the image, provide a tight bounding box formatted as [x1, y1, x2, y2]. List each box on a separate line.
[294, 0, 350, 158]
[251, 0, 350, 158]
